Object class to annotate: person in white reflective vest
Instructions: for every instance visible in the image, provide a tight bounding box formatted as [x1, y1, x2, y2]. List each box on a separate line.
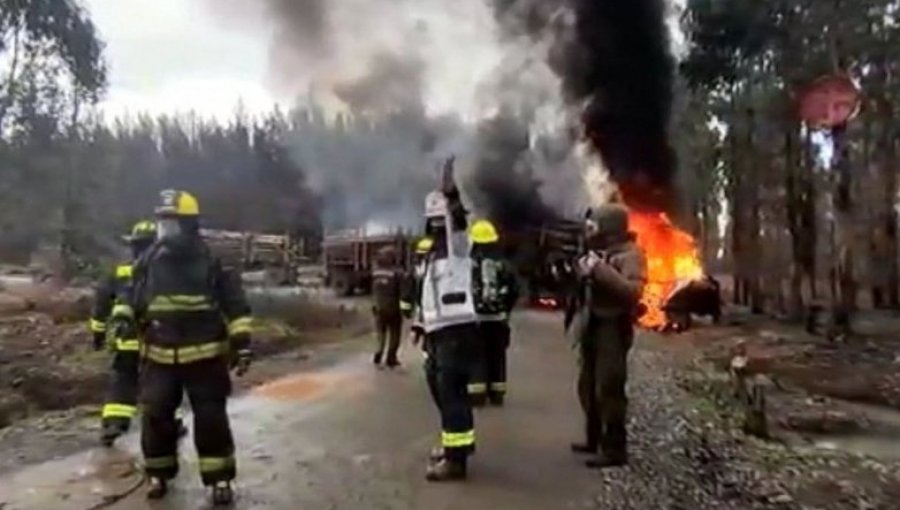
[417, 158, 479, 482]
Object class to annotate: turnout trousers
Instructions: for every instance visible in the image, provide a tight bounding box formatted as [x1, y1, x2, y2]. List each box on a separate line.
[423, 336, 441, 409]
[577, 315, 633, 459]
[424, 323, 477, 463]
[469, 320, 510, 402]
[102, 349, 140, 432]
[374, 312, 402, 366]
[141, 357, 236, 485]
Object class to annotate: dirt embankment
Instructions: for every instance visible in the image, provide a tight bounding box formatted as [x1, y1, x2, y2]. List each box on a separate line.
[0, 282, 369, 430]
[676, 309, 900, 445]
[663, 311, 900, 510]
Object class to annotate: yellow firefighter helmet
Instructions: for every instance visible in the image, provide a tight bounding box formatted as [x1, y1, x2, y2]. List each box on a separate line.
[124, 220, 157, 243]
[415, 237, 434, 254]
[155, 189, 200, 217]
[469, 219, 499, 244]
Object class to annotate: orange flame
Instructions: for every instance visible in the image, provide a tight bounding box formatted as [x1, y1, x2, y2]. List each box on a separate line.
[628, 211, 704, 329]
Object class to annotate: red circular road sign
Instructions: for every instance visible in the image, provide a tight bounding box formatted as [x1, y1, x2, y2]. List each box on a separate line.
[797, 74, 861, 129]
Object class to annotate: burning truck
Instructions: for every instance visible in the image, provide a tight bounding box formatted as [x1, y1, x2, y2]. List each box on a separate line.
[316, 205, 720, 331]
[518, 209, 720, 332]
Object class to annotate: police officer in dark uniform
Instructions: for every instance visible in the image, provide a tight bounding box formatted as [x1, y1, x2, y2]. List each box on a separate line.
[130, 190, 253, 505]
[90, 220, 156, 446]
[567, 203, 646, 468]
[372, 246, 405, 368]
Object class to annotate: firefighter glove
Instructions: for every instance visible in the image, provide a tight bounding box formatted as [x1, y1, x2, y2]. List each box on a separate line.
[92, 332, 106, 351]
[232, 348, 253, 377]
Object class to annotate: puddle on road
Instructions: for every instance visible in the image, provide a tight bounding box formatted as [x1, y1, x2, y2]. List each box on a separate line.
[253, 373, 330, 400]
[0, 354, 376, 509]
[0, 447, 143, 510]
[250, 354, 371, 402]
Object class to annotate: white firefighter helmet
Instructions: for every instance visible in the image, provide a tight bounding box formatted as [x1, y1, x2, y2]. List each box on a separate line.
[425, 191, 448, 219]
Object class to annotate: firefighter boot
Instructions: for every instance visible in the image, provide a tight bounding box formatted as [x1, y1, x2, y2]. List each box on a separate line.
[425, 458, 467, 482]
[212, 480, 235, 506]
[146, 477, 168, 500]
[429, 443, 476, 463]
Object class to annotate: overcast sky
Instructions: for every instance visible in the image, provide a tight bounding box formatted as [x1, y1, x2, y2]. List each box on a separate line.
[84, 0, 689, 122]
[84, 0, 283, 121]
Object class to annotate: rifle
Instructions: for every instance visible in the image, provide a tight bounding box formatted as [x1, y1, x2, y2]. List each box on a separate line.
[552, 209, 613, 331]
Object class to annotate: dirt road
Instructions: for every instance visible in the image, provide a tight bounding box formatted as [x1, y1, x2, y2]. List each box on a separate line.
[0, 311, 895, 510]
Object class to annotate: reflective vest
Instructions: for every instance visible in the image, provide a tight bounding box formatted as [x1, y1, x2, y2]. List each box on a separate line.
[421, 245, 478, 333]
[472, 257, 507, 321]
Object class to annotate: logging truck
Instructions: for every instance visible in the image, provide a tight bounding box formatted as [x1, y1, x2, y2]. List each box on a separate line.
[322, 228, 414, 296]
[200, 229, 312, 285]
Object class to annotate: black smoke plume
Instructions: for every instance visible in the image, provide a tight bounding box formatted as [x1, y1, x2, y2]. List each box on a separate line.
[493, 0, 677, 212]
[467, 110, 560, 234]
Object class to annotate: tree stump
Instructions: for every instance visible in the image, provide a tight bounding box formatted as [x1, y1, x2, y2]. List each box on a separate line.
[731, 350, 770, 438]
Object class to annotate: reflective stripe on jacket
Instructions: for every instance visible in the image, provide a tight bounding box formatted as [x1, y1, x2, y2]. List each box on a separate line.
[89, 263, 135, 334]
[132, 239, 252, 361]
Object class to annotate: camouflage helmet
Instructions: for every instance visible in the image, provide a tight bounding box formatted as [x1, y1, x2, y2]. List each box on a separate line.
[586, 203, 629, 242]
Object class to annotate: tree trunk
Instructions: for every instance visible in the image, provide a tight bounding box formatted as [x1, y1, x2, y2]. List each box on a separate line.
[831, 122, 855, 337]
[785, 125, 804, 318]
[876, 97, 899, 308]
[0, 15, 24, 129]
[728, 104, 745, 306]
[801, 128, 818, 302]
[745, 107, 763, 313]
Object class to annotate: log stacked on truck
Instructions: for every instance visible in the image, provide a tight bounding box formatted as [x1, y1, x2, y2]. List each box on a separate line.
[322, 228, 413, 296]
[201, 229, 312, 285]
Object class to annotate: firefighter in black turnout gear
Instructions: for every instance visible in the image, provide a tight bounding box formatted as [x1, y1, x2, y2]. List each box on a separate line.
[468, 219, 519, 407]
[403, 236, 433, 351]
[130, 190, 253, 505]
[404, 237, 439, 407]
[90, 221, 156, 446]
[416, 158, 479, 482]
[372, 246, 405, 368]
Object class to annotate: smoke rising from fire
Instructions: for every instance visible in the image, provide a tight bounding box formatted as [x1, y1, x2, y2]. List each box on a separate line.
[491, 0, 678, 212]
[205, 0, 677, 230]
[205, 0, 591, 230]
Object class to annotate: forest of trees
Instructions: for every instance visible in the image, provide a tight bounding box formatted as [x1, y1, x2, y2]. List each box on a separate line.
[677, 0, 900, 326]
[0, 1, 330, 271]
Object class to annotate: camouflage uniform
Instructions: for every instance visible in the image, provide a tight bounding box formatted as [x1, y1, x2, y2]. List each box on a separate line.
[568, 204, 646, 468]
[372, 248, 405, 368]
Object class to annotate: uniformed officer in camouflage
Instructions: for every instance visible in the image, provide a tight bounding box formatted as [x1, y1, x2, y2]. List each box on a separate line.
[371, 246, 405, 368]
[567, 203, 646, 468]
